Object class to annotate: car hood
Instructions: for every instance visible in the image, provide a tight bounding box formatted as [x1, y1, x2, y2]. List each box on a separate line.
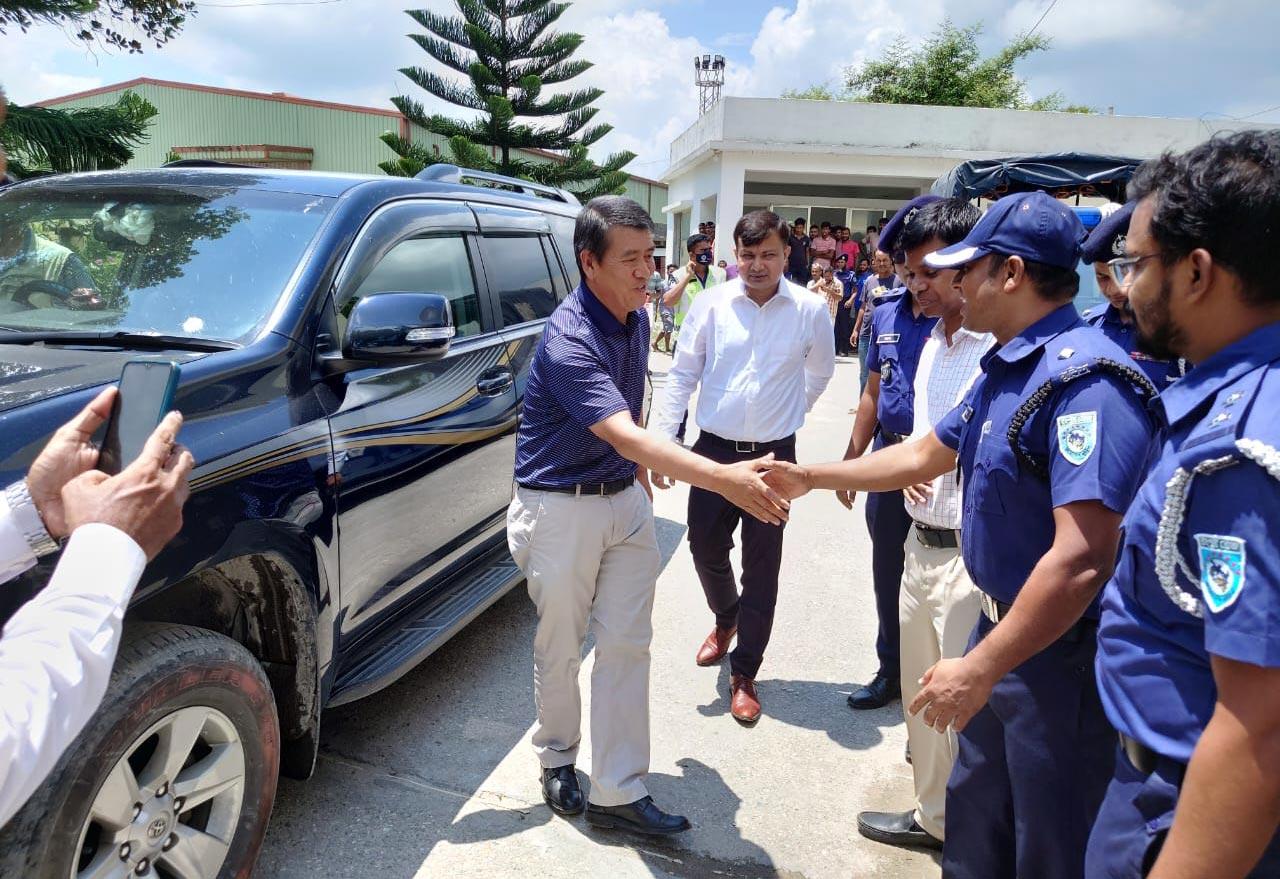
[0, 344, 208, 413]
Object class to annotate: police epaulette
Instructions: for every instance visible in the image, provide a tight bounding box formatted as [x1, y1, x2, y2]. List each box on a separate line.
[1007, 357, 1159, 480]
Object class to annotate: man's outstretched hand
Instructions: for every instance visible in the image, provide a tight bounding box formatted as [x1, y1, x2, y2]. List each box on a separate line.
[717, 455, 791, 526]
[762, 459, 812, 501]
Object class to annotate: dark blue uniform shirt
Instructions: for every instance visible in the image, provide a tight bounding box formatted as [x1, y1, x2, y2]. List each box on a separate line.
[514, 282, 648, 487]
[1097, 320, 1280, 761]
[866, 292, 936, 436]
[935, 304, 1154, 612]
[1083, 303, 1188, 388]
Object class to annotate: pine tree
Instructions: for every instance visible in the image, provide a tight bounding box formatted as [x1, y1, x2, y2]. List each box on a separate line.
[380, 0, 635, 199]
[2, 91, 158, 178]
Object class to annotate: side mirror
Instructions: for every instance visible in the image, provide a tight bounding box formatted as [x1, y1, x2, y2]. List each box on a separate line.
[344, 292, 455, 362]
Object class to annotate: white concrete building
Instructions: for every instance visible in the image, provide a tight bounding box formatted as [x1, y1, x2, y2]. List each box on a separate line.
[661, 97, 1273, 265]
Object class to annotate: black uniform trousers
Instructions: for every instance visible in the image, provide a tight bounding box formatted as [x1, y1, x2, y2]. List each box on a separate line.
[863, 432, 911, 680]
[686, 432, 796, 680]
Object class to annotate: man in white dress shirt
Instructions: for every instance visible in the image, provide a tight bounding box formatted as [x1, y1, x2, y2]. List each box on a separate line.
[0, 386, 193, 826]
[852, 199, 990, 852]
[653, 209, 835, 724]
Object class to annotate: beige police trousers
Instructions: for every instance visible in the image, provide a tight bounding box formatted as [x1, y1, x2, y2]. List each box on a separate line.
[899, 523, 983, 840]
[506, 482, 659, 807]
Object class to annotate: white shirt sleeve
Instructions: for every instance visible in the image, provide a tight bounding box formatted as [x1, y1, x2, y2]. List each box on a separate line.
[652, 290, 713, 442]
[0, 523, 146, 826]
[803, 299, 837, 411]
[0, 489, 39, 586]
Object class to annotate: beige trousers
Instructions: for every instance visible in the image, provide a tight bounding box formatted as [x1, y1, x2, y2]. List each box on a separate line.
[506, 483, 659, 807]
[899, 524, 983, 840]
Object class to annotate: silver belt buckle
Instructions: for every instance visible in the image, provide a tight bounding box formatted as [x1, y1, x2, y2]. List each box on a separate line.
[735, 440, 756, 453]
[980, 591, 1002, 624]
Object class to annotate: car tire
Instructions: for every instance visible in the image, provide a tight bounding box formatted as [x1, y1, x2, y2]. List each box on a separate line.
[0, 623, 280, 879]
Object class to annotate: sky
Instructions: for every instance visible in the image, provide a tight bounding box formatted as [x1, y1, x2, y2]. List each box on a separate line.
[4, 0, 1280, 179]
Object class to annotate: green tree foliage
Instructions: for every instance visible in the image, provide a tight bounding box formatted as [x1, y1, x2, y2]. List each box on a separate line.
[779, 84, 842, 101]
[0, 0, 195, 53]
[381, 0, 635, 199]
[1, 91, 158, 177]
[842, 20, 1092, 113]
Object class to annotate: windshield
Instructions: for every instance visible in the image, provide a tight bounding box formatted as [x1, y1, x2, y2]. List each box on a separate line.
[0, 184, 333, 344]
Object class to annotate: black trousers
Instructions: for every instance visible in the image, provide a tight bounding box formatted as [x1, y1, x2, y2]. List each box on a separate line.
[686, 433, 796, 680]
[863, 434, 911, 679]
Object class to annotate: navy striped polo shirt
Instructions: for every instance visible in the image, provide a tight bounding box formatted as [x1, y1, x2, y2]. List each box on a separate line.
[514, 281, 649, 487]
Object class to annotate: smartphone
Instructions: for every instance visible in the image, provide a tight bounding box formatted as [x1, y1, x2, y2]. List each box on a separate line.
[99, 360, 181, 475]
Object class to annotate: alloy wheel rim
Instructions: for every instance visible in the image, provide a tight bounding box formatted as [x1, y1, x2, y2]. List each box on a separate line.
[71, 705, 246, 879]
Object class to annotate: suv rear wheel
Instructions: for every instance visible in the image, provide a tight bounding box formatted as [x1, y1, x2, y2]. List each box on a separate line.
[0, 623, 279, 879]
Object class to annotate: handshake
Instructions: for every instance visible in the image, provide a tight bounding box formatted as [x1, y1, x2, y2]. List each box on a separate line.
[650, 455, 815, 525]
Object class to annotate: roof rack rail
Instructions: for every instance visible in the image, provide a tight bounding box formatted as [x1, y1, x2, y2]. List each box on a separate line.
[416, 163, 580, 205]
[162, 159, 256, 169]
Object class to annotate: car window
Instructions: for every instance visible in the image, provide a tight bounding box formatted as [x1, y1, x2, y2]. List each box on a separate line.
[483, 235, 557, 326]
[547, 213, 581, 289]
[349, 235, 484, 338]
[0, 186, 332, 343]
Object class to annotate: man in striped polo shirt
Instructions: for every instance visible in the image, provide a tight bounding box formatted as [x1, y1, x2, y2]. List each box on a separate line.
[507, 196, 789, 836]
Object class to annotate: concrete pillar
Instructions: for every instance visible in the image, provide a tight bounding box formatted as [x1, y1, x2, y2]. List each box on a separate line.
[714, 160, 746, 264]
[663, 208, 679, 272]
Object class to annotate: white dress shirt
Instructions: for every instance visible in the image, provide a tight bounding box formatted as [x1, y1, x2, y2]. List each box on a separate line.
[0, 514, 146, 826]
[906, 321, 993, 529]
[654, 277, 836, 443]
[0, 489, 43, 584]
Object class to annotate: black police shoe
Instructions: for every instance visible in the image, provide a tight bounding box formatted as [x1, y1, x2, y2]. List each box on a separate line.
[857, 809, 942, 851]
[585, 796, 691, 836]
[847, 673, 901, 710]
[541, 765, 585, 816]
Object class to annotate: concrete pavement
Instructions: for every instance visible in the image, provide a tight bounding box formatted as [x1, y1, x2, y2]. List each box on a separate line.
[257, 352, 941, 879]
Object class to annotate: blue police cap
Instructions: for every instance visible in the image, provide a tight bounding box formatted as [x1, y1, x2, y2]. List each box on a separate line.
[925, 191, 1084, 271]
[878, 194, 943, 256]
[1080, 201, 1135, 264]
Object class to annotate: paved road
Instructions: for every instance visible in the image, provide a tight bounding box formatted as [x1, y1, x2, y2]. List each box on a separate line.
[257, 353, 940, 879]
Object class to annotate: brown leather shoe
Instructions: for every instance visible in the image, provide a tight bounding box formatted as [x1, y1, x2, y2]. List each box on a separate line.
[730, 675, 761, 724]
[695, 625, 736, 666]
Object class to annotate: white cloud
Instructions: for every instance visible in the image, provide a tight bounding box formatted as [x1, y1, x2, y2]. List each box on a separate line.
[999, 0, 1183, 46]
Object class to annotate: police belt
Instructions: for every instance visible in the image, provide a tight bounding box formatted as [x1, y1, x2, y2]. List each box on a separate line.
[978, 591, 1098, 643]
[697, 431, 796, 455]
[912, 522, 960, 549]
[520, 475, 635, 497]
[879, 430, 909, 445]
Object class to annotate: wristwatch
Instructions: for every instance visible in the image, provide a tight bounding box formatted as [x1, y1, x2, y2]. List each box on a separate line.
[4, 480, 61, 558]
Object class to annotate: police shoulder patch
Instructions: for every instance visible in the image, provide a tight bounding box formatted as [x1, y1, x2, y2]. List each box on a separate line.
[1195, 533, 1247, 613]
[1056, 411, 1098, 465]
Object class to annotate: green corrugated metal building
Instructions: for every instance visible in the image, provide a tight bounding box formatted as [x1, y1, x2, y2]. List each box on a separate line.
[39, 78, 669, 227]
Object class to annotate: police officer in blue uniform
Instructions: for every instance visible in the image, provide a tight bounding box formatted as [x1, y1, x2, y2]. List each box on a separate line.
[767, 191, 1156, 879]
[1080, 201, 1189, 388]
[841, 195, 940, 709]
[1089, 130, 1280, 879]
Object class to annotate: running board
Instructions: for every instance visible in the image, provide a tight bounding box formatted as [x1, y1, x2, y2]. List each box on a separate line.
[328, 551, 523, 706]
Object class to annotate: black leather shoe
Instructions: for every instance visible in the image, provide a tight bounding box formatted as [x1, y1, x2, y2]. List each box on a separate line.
[847, 673, 901, 710]
[856, 809, 942, 851]
[541, 765, 585, 816]
[585, 796, 691, 836]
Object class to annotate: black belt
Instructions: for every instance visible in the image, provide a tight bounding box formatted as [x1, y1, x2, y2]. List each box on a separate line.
[697, 431, 796, 454]
[978, 591, 1098, 643]
[913, 522, 960, 549]
[519, 475, 635, 497]
[1119, 733, 1162, 776]
[880, 430, 908, 445]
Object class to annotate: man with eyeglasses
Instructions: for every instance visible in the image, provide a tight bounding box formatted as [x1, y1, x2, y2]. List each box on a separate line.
[1087, 130, 1280, 879]
[763, 191, 1156, 879]
[1080, 202, 1189, 388]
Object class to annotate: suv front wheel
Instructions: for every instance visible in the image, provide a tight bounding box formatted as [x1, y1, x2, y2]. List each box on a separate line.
[0, 623, 280, 879]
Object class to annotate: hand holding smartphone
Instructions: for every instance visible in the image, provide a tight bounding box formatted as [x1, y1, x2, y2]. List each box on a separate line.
[98, 360, 181, 475]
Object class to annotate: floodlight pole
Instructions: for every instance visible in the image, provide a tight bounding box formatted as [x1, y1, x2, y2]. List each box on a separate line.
[694, 54, 726, 115]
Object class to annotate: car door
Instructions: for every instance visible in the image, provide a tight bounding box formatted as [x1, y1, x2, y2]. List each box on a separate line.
[327, 200, 518, 643]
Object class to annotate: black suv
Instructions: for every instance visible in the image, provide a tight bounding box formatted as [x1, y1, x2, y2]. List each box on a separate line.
[0, 164, 587, 877]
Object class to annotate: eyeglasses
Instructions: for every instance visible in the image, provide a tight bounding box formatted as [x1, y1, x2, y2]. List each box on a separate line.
[1108, 252, 1161, 286]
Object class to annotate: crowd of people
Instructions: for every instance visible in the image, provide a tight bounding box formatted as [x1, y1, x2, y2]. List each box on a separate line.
[4, 103, 1280, 879]
[511, 126, 1280, 879]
